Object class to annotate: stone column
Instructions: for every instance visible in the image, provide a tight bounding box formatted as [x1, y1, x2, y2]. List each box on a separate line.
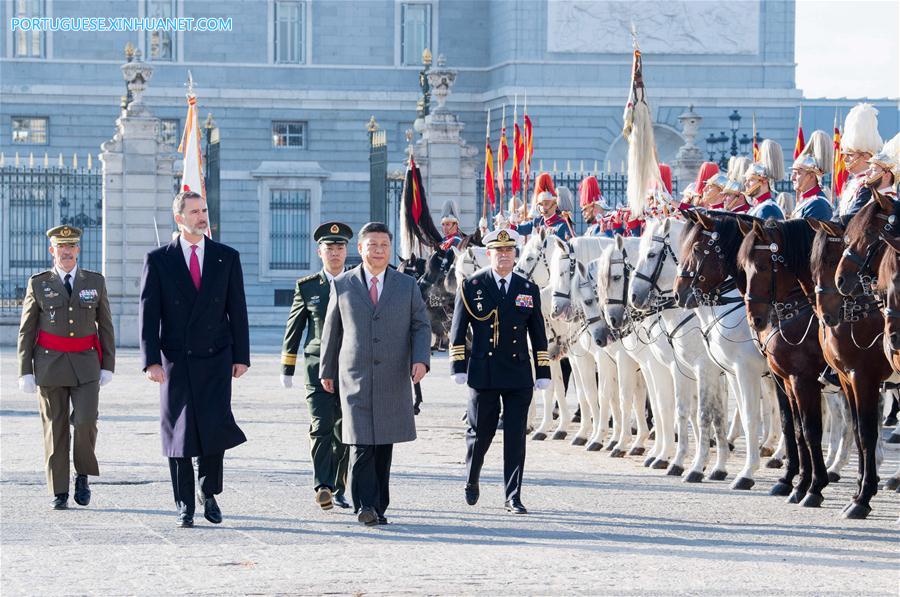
[100, 48, 176, 347]
[674, 106, 705, 187]
[414, 55, 478, 234]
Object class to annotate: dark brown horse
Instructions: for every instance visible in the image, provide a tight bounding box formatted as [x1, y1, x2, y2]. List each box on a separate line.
[808, 218, 891, 518]
[835, 191, 898, 297]
[737, 218, 831, 508]
[674, 210, 801, 496]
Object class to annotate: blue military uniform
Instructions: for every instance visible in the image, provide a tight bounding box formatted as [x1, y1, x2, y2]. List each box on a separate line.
[837, 177, 873, 219]
[515, 211, 574, 241]
[791, 186, 833, 220]
[449, 228, 550, 510]
[747, 191, 785, 220]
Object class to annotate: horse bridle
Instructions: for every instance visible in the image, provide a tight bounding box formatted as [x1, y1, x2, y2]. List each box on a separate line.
[633, 233, 679, 310]
[841, 212, 895, 296]
[514, 237, 552, 281]
[815, 234, 882, 323]
[551, 242, 578, 301]
[677, 228, 741, 307]
[744, 239, 812, 323]
[604, 247, 646, 331]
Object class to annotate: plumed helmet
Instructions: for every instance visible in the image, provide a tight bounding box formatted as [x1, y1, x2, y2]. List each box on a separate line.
[694, 162, 720, 195]
[842, 103, 883, 156]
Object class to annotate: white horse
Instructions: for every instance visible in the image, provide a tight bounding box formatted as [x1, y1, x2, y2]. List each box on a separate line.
[451, 245, 489, 288]
[516, 231, 597, 443]
[597, 237, 680, 469]
[629, 218, 731, 479]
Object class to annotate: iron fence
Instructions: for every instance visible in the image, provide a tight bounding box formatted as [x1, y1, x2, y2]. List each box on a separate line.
[1, 164, 102, 312]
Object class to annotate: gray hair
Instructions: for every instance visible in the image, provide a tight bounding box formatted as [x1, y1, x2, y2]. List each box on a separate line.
[358, 221, 393, 241]
[172, 190, 203, 216]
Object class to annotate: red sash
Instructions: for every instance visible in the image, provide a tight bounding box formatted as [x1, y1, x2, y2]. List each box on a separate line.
[36, 330, 102, 365]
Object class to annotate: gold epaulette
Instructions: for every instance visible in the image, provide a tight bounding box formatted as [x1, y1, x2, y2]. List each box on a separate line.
[449, 344, 466, 362]
[281, 353, 298, 366]
[536, 350, 550, 367]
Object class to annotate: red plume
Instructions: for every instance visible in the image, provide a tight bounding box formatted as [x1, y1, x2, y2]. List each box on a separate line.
[694, 162, 720, 196]
[578, 175, 602, 208]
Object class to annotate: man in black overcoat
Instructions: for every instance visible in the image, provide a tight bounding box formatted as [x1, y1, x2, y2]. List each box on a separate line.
[140, 190, 250, 528]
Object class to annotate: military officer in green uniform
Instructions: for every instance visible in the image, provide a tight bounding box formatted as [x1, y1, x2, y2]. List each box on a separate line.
[17, 225, 116, 510]
[280, 222, 353, 510]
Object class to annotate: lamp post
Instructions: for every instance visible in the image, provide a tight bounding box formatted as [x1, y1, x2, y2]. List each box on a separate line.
[728, 109, 742, 159]
[704, 110, 755, 169]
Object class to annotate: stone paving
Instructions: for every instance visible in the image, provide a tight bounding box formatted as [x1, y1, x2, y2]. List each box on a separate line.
[1, 349, 897, 596]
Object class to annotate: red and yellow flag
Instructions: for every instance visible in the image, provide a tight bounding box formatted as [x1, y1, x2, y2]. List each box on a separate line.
[833, 120, 848, 199]
[512, 121, 524, 196]
[793, 107, 805, 160]
[497, 123, 509, 202]
[484, 139, 496, 208]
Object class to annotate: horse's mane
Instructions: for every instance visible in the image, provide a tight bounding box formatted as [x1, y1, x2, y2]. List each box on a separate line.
[780, 219, 817, 275]
[595, 246, 614, 301]
[738, 218, 815, 277]
[569, 236, 610, 263]
[710, 214, 753, 283]
[810, 221, 844, 284]
[844, 199, 880, 247]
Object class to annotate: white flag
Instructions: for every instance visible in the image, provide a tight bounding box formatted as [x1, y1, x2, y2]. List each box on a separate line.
[178, 95, 205, 199]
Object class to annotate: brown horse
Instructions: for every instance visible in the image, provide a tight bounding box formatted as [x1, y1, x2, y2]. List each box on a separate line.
[808, 218, 891, 519]
[737, 218, 832, 507]
[835, 191, 897, 297]
[674, 210, 801, 496]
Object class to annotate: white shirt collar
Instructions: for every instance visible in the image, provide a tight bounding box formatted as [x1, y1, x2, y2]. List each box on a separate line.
[179, 234, 205, 253]
[56, 264, 77, 283]
[323, 269, 337, 282]
[492, 269, 513, 288]
[363, 266, 386, 286]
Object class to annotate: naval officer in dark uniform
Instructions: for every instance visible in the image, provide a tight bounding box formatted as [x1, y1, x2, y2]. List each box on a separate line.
[281, 222, 353, 511]
[448, 228, 551, 514]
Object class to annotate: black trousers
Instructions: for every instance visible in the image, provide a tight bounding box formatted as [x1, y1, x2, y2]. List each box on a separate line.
[168, 453, 224, 514]
[349, 444, 393, 516]
[466, 387, 532, 502]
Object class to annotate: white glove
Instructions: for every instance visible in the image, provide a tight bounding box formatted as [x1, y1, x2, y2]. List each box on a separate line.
[534, 378, 551, 390]
[452, 373, 468, 385]
[99, 370, 114, 387]
[19, 374, 36, 394]
[280, 374, 293, 389]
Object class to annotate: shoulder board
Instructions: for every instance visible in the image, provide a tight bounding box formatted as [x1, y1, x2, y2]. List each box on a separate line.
[297, 273, 321, 286]
[79, 268, 102, 277]
[31, 270, 55, 280]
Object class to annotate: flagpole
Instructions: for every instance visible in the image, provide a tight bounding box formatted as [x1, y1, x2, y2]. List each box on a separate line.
[498, 104, 506, 217]
[522, 90, 530, 220]
[831, 108, 838, 203]
[483, 109, 490, 222]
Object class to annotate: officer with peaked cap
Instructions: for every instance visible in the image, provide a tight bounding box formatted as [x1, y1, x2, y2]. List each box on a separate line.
[17, 225, 116, 510]
[280, 221, 353, 510]
[448, 227, 551, 514]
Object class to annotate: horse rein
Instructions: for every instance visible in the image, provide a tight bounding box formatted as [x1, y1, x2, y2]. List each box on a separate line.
[632, 233, 680, 310]
[678, 228, 742, 307]
[841, 211, 895, 296]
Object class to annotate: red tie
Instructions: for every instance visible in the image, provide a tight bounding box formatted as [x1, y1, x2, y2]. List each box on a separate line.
[189, 245, 201, 290]
[369, 277, 378, 305]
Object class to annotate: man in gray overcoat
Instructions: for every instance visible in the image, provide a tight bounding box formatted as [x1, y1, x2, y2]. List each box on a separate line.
[320, 222, 431, 527]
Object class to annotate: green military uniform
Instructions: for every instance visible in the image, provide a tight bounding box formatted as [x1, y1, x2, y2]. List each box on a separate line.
[17, 225, 116, 499]
[281, 222, 352, 503]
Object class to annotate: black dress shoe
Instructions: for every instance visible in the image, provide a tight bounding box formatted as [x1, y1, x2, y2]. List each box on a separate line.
[333, 493, 351, 509]
[197, 491, 222, 524]
[465, 483, 479, 506]
[357, 506, 379, 526]
[377, 515, 388, 525]
[73, 474, 91, 506]
[505, 498, 528, 514]
[52, 493, 68, 510]
[177, 510, 194, 528]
